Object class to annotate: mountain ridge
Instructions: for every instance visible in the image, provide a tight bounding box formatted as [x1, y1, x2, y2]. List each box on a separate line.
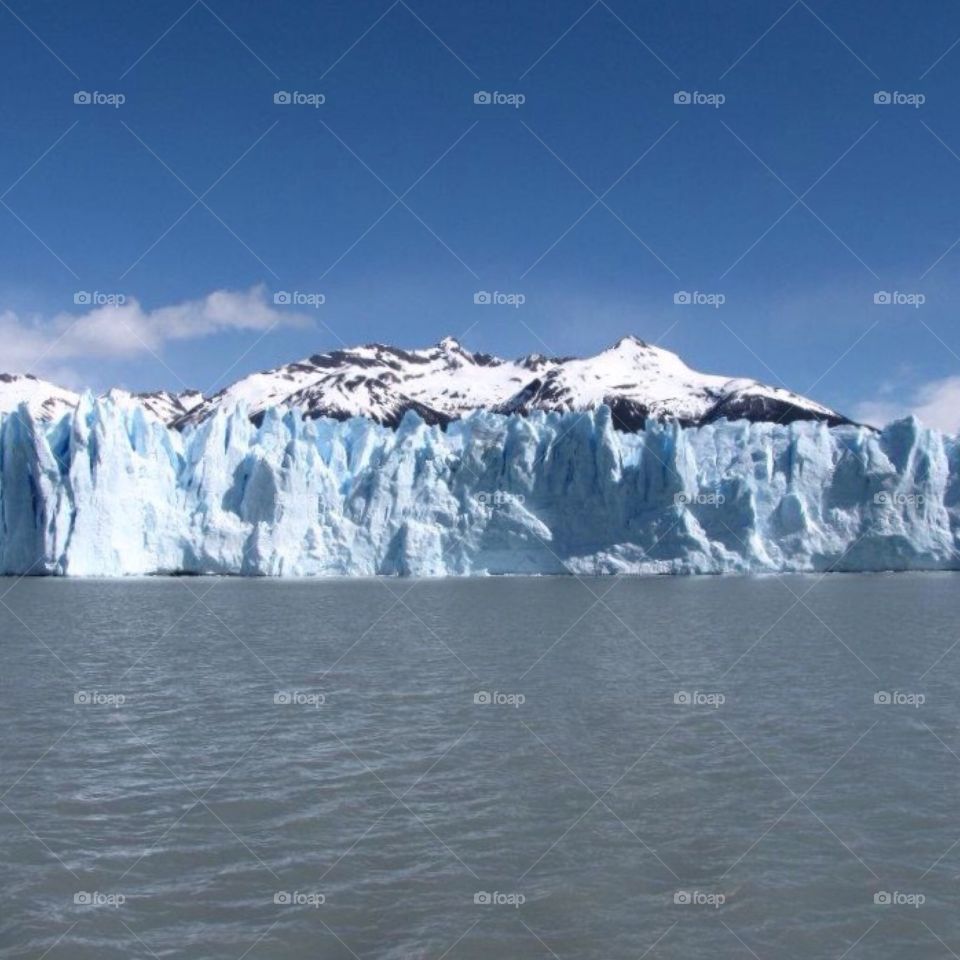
[0, 336, 854, 432]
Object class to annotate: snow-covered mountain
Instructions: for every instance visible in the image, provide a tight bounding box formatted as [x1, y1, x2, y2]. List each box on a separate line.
[0, 374, 80, 423]
[107, 388, 205, 424]
[0, 336, 850, 432]
[0, 375, 203, 424]
[172, 335, 850, 430]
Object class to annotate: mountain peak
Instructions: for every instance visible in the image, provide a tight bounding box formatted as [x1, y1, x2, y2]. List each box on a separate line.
[612, 335, 652, 350]
[437, 336, 462, 352]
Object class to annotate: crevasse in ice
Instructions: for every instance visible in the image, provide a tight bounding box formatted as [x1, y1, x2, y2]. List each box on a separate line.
[0, 395, 957, 576]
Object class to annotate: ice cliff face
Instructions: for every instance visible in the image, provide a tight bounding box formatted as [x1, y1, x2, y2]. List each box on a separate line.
[0, 396, 956, 576]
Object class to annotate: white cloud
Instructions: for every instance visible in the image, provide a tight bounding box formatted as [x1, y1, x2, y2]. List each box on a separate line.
[853, 376, 960, 435]
[0, 285, 310, 378]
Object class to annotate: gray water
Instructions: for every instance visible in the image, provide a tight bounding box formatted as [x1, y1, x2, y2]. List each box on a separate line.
[1, 574, 959, 959]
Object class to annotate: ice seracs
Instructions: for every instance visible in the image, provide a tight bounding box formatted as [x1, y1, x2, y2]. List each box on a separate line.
[0, 397, 956, 576]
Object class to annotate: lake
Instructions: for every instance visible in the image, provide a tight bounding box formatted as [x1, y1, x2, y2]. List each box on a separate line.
[2, 574, 958, 958]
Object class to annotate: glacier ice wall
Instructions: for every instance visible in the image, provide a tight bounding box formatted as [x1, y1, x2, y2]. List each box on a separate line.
[0, 396, 957, 576]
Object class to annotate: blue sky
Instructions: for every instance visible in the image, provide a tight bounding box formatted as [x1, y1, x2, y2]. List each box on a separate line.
[1, 0, 960, 428]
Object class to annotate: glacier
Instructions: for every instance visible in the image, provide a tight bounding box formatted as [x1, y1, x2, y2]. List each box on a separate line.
[0, 395, 957, 576]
